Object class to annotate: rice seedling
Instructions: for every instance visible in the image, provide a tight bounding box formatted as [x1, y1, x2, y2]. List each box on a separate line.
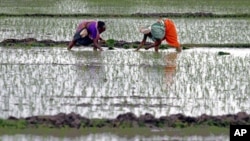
[0, 39, 250, 120]
[1, 17, 249, 45]
[1, 0, 250, 15]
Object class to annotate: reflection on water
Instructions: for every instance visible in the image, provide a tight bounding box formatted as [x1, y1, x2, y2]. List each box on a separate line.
[0, 134, 229, 141]
[0, 47, 249, 119]
[164, 52, 178, 87]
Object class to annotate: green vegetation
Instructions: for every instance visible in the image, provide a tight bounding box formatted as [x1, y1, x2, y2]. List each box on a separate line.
[1, 39, 249, 49]
[1, 13, 250, 18]
[218, 51, 230, 56]
[105, 39, 116, 48]
[0, 118, 229, 137]
[0, 0, 249, 140]
[0, 119, 27, 129]
[0, 126, 229, 137]
[159, 44, 170, 50]
[0, 0, 250, 15]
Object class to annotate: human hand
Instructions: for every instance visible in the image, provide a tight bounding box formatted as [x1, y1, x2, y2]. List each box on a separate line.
[145, 46, 150, 50]
[100, 40, 106, 44]
[99, 48, 104, 51]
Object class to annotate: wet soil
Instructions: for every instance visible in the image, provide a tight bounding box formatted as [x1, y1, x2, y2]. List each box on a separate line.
[1, 39, 249, 129]
[1, 12, 250, 18]
[0, 38, 68, 47]
[4, 112, 250, 129]
[1, 38, 249, 49]
[0, 38, 142, 48]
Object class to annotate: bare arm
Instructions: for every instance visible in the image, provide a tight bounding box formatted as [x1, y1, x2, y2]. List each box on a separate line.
[99, 37, 106, 44]
[93, 38, 103, 51]
[99, 37, 104, 41]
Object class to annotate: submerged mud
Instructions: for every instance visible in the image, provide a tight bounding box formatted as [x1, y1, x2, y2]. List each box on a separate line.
[0, 38, 68, 47]
[0, 38, 141, 48]
[1, 38, 250, 48]
[1, 12, 250, 18]
[4, 112, 250, 129]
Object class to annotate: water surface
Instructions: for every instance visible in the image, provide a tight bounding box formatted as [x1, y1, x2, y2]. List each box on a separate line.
[0, 0, 249, 14]
[0, 47, 249, 119]
[0, 134, 229, 141]
[0, 17, 249, 44]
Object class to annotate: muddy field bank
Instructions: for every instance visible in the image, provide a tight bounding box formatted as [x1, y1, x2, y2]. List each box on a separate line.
[1, 112, 249, 129]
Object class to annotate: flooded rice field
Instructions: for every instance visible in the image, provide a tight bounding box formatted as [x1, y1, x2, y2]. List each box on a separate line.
[0, 0, 249, 140]
[0, 0, 249, 14]
[0, 47, 249, 119]
[0, 17, 249, 44]
[0, 134, 229, 141]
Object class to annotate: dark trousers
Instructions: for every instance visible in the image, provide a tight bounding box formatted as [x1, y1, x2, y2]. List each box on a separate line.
[73, 28, 93, 46]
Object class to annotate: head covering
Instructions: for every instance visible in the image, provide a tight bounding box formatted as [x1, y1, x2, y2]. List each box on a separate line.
[150, 22, 165, 40]
[139, 22, 165, 41]
[139, 26, 151, 34]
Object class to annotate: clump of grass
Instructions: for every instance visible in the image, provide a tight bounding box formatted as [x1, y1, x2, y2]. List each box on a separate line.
[108, 47, 114, 50]
[182, 46, 190, 50]
[159, 44, 169, 49]
[123, 44, 130, 49]
[218, 51, 230, 56]
[91, 119, 107, 128]
[106, 39, 116, 48]
[172, 121, 188, 128]
[122, 44, 138, 49]
[0, 119, 27, 129]
[132, 44, 138, 48]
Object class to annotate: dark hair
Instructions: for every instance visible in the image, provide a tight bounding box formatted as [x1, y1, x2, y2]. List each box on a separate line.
[97, 21, 105, 28]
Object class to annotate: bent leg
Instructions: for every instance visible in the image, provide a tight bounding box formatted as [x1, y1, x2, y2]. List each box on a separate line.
[73, 28, 93, 47]
[76, 36, 93, 46]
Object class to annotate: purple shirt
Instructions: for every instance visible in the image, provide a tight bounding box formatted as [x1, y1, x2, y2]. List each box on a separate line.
[76, 20, 100, 40]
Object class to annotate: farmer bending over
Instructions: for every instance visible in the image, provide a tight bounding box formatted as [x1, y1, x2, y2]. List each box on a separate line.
[68, 20, 106, 51]
[136, 18, 181, 52]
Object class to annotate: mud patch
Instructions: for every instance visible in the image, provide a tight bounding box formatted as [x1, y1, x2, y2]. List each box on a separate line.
[0, 38, 68, 47]
[2, 112, 249, 129]
[1, 38, 250, 49]
[0, 38, 154, 49]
